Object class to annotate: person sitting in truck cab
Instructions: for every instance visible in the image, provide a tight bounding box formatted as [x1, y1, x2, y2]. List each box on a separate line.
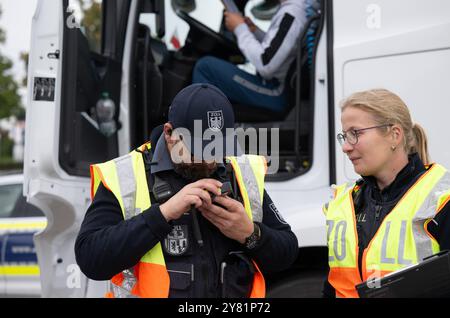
[322, 89, 450, 298]
[192, 0, 307, 113]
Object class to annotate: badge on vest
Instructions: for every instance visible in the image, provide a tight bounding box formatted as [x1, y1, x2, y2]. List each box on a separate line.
[164, 225, 189, 256]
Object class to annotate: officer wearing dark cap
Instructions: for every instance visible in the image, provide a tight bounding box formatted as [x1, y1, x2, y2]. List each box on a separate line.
[75, 83, 298, 298]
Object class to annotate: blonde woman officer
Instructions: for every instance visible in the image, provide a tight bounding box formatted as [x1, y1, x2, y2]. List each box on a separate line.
[323, 89, 450, 298]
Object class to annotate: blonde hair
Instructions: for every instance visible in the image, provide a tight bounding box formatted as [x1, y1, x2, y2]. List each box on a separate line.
[340, 89, 430, 165]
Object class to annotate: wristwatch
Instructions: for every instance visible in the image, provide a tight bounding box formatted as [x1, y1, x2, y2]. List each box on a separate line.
[244, 222, 261, 249]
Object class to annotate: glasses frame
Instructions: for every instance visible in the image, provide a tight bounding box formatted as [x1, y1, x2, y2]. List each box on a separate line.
[337, 124, 393, 146]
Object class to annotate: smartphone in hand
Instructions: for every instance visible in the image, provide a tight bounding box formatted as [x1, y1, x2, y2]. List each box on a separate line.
[220, 181, 234, 198]
[209, 181, 235, 203]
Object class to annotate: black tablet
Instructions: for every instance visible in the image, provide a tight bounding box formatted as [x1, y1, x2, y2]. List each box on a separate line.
[356, 250, 450, 298]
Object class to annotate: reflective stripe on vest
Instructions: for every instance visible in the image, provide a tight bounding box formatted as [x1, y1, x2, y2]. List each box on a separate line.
[91, 142, 169, 298]
[325, 163, 449, 298]
[90, 144, 267, 298]
[227, 155, 266, 223]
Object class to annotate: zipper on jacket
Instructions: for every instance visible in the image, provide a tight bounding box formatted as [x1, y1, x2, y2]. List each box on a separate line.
[358, 204, 382, 280]
[375, 205, 382, 222]
[370, 205, 383, 243]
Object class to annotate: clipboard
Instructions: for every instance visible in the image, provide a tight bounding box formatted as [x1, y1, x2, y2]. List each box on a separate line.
[356, 250, 450, 298]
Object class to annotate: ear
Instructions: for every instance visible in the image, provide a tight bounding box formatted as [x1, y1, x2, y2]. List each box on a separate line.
[163, 123, 173, 142]
[391, 124, 403, 144]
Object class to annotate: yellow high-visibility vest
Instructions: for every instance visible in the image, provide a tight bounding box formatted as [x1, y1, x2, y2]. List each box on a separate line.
[323, 163, 450, 298]
[90, 142, 267, 298]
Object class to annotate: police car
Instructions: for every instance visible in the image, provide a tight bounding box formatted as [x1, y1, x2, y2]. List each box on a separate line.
[0, 173, 46, 296]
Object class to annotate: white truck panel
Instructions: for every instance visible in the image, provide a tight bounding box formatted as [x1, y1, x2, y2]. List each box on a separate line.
[266, 21, 330, 248]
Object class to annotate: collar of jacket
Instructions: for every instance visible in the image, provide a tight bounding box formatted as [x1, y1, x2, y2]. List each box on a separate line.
[361, 152, 426, 203]
[150, 133, 175, 174]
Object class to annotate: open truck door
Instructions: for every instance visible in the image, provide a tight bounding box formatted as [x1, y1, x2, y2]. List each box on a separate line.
[24, 0, 134, 297]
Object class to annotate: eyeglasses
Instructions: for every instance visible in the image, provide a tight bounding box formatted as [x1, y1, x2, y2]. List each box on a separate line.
[337, 124, 393, 146]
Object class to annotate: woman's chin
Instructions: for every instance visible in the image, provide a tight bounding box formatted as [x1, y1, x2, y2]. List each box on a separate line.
[353, 164, 365, 175]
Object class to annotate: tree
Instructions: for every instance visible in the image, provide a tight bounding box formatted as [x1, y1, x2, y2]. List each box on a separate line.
[20, 51, 29, 87]
[79, 0, 102, 53]
[0, 5, 22, 119]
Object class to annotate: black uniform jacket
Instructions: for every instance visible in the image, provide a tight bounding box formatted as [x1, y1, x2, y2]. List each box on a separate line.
[75, 133, 298, 297]
[323, 153, 450, 297]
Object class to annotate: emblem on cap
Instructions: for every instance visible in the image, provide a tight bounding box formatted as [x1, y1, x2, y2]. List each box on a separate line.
[207, 110, 224, 131]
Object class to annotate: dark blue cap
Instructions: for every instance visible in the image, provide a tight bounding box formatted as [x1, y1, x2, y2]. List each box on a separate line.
[168, 83, 240, 160]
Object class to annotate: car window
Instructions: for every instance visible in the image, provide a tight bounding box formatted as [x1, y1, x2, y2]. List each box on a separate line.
[0, 184, 22, 218]
[11, 195, 45, 218]
[0, 183, 45, 218]
[140, 0, 270, 52]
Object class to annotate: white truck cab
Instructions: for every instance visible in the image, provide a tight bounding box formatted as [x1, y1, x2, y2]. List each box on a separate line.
[24, 0, 450, 297]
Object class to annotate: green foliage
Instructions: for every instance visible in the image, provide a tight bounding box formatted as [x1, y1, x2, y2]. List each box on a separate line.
[0, 28, 5, 44]
[0, 157, 23, 171]
[0, 5, 23, 119]
[20, 51, 29, 87]
[79, 0, 102, 53]
[0, 7, 4, 43]
[0, 55, 22, 119]
[0, 133, 13, 160]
